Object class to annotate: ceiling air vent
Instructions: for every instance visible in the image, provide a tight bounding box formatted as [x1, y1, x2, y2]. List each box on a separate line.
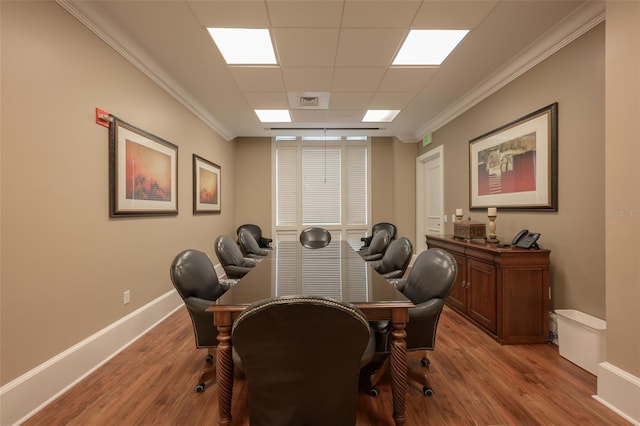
[299, 96, 319, 107]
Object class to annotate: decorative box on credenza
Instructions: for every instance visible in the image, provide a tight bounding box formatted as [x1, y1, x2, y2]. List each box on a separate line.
[453, 218, 487, 241]
[426, 234, 551, 345]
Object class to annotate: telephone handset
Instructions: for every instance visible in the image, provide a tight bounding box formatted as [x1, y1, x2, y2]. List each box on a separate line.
[512, 229, 541, 249]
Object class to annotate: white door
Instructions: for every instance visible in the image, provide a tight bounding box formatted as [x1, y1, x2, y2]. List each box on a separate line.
[416, 146, 444, 252]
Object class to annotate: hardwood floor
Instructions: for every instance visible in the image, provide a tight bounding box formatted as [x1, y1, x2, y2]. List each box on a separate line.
[23, 305, 629, 426]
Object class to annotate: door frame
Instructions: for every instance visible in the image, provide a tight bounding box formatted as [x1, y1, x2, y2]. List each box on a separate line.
[416, 145, 445, 253]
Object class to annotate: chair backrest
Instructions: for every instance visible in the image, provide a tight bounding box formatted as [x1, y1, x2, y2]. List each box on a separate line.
[365, 229, 391, 255]
[372, 222, 397, 240]
[238, 228, 269, 257]
[402, 248, 457, 350]
[232, 295, 371, 426]
[375, 237, 413, 277]
[236, 224, 271, 248]
[170, 249, 225, 348]
[214, 234, 246, 267]
[299, 227, 332, 249]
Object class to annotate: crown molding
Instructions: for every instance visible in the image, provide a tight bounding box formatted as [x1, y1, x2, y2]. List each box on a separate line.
[55, 0, 234, 141]
[414, 0, 606, 141]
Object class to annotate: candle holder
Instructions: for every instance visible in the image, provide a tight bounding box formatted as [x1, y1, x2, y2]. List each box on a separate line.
[487, 213, 499, 243]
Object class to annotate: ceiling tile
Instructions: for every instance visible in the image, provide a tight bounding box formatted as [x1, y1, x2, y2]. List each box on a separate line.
[281, 67, 334, 92]
[378, 67, 439, 91]
[342, 1, 421, 28]
[412, 1, 498, 29]
[335, 28, 406, 67]
[329, 92, 373, 109]
[368, 92, 415, 109]
[243, 92, 289, 109]
[187, 1, 270, 27]
[326, 110, 366, 123]
[267, 1, 343, 27]
[332, 67, 386, 92]
[290, 109, 329, 123]
[273, 28, 340, 66]
[228, 67, 285, 91]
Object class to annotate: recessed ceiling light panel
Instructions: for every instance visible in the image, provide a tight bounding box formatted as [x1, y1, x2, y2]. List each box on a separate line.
[362, 110, 400, 123]
[255, 109, 291, 123]
[208, 28, 277, 65]
[393, 29, 469, 66]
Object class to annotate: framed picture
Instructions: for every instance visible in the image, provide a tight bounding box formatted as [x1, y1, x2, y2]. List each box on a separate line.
[193, 154, 221, 214]
[109, 118, 178, 217]
[469, 103, 558, 211]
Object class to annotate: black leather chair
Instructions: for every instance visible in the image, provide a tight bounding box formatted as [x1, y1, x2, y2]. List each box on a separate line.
[369, 237, 413, 279]
[169, 249, 235, 393]
[214, 235, 257, 279]
[367, 248, 457, 397]
[236, 224, 272, 249]
[232, 295, 374, 426]
[237, 227, 270, 258]
[361, 222, 397, 248]
[299, 227, 332, 249]
[359, 229, 391, 261]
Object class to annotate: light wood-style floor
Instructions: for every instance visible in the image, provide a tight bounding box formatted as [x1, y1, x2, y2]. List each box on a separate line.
[24, 305, 629, 426]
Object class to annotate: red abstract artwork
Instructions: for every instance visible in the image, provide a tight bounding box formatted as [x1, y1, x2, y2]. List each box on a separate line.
[199, 168, 218, 204]
[476, 133, 536, 196]
[125, 139, 172, 201]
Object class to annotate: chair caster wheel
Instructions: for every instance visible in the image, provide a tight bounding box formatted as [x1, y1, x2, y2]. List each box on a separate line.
[205, 355, 214, 363]
[195, 383, 206, 393]
[423, 387, 434, 396]
[368, 387, 380, 397]
[421, 357, 430, 367]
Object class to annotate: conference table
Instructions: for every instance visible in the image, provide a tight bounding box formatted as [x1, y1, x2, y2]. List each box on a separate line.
[208, 239, 415, 425]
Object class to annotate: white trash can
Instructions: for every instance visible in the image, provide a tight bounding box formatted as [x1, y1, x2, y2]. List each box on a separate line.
[555, 309, 606, 376]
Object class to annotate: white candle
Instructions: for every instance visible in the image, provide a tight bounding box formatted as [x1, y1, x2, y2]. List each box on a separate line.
[455, 209, 463, 216]
[488, 207, 497, 216]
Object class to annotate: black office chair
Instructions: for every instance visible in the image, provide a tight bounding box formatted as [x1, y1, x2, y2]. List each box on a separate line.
[236, 224, 272, 249]
[359, 229, 391, 261]
[367, 248, 457, 397]
[369, 237, 413, 279]
[214, 235, 257, 279]
[169, 249, 235, 393]
[232, 295, 375, 426]
[299, 227, 332, 249]
[361, 222, 397, 249]
[237, 227, 270, 258]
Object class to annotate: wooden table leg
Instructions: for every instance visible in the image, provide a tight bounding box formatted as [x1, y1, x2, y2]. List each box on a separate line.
[389, 319, 408, 425]
[215, 313, 233, 426]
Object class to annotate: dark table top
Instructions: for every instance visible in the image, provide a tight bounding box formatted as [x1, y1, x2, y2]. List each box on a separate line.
[215, 240, 410, 307]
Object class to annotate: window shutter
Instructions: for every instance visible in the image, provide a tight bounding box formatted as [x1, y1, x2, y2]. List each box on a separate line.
[301, 147, 341, 225]
[276, 147, 297, 226]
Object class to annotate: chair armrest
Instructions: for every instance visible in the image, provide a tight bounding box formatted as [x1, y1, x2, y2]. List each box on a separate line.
[243, 257, 258, 267]
[225, 265, 254, 279]
[409, 298, 444, 319]
[219, 278, 238, 290]
[362, 252, 383, 261]
[360, 235, 373, 247]
[387, 278, 407, 292]
[184, 296, 215, 312]
[382, 270, 404, 279]
[258, 237, 273, 248]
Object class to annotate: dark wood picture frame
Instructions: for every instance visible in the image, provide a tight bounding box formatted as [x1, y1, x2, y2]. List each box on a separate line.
[109, 118, 178, 217]
[193, 154, 221, 214]
[469, 103, 558, 211]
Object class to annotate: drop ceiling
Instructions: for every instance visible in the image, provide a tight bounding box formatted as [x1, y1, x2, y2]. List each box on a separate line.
[59, 0, 604, 141]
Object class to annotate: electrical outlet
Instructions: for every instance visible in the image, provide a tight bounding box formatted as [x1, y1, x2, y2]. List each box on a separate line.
[443, 214, 447, 223]
[451, 213, 456, 222]
[124, 290, 131, 305]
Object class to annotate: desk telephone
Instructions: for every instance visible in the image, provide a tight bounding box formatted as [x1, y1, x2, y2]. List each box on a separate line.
[511, 229, 541, 249]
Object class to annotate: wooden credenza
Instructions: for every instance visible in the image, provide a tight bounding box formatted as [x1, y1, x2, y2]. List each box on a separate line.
[426, 235, 551, 344]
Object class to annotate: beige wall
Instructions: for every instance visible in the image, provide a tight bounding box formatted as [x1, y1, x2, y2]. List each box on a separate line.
[419, 23, 606, 318]
[1, 2, 236, 384]
[605, 1, 639, 377]
[233, 137, 272, 236]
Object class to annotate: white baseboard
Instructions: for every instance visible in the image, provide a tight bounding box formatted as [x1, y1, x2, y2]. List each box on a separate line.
[594, 362, 640, 425]
[0, 290, 182, 426]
